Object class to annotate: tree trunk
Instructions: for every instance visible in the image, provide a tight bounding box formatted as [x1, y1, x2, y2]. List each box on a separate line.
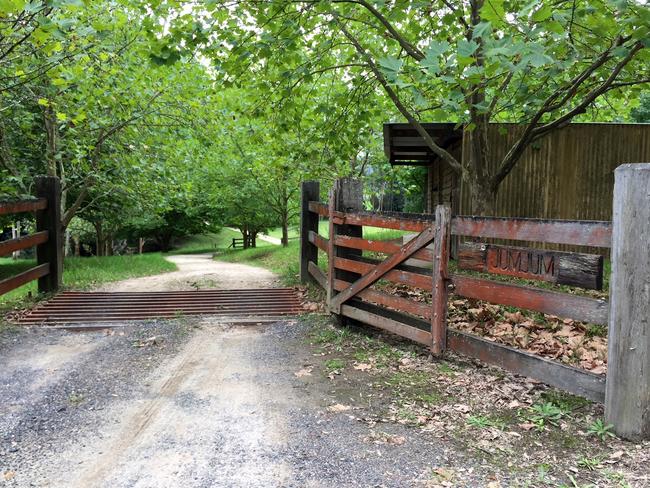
[94, 221, 105, 257]
[281, 215, 289, 247]
[468, 175, 497, 216]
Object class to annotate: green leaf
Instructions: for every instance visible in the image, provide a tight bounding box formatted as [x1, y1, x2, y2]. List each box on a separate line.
[472, 21, 492, 39]
[457, 39, 479, 58]
[481, 0, 505, 23]
[531, 4, 553, 22]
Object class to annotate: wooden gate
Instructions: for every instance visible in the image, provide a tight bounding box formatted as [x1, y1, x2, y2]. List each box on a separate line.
[300, 178, 612, 403]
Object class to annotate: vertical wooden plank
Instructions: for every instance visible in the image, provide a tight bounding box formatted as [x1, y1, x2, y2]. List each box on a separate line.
[605, 163, 650, 440]
[431, 205, 451, 356]
[326, 185, 337, 310]
[35, 176, 62, 293]
[333, 178, 364, 283]
[300, 180, 320, 284]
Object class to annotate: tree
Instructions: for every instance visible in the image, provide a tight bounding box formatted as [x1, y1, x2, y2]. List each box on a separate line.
[157, 0, 650, 214]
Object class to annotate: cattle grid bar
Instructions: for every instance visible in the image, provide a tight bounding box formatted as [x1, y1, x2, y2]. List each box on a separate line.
[17, 288, 305, 324]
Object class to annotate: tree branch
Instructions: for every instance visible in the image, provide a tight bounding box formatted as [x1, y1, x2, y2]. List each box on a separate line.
[334, 15, 463, 175]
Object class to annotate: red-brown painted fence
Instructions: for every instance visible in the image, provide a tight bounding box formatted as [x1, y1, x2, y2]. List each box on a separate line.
[300, 178, 612, 406]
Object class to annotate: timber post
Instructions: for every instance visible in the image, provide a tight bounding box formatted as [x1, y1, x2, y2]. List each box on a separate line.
[35, 176, 63, 293]
[300, 181, 320, 284]
[431, 205, 451, 356]
[333, 177, 363, 284]
[605, 163, 650, 440]
[327, 178, 363, 317]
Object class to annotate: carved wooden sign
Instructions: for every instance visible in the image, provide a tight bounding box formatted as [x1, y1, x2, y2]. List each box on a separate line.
[458, 242, 604, 290]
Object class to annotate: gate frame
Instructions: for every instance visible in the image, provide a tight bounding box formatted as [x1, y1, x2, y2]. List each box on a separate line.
[300, 166, 650, 440]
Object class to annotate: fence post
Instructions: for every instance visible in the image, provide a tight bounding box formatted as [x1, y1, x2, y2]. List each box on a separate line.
[300, 180, 320, 284]
[35, 176, 62, 293]
[605, 163, 650, 440]
[431, 205, 451, 356]
[327, 178, 363, 313]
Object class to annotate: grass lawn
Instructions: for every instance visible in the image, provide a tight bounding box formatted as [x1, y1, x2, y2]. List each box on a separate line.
[0, 253, 177, 312]
[172, 229, 275, 254]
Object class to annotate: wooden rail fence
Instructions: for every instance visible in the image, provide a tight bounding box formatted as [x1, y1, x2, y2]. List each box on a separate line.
[0, 176, 62, 296]
[300, 165, 650, 440]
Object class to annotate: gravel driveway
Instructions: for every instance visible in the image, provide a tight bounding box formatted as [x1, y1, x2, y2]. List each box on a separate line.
[2, 256, 646, 487]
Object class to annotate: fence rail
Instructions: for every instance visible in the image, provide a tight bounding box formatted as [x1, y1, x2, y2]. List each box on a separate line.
[0, 177, 62, 296]
[300, 168, 650, 440]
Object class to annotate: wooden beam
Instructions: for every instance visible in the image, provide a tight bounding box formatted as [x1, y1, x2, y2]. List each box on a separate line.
[447, 329, 606, 403]
[452, 216, 612, 248]
[458, 242, 604, 290]
[330, 225, 436, 314]
[606, 163, 650, 440]
[35, 177, 62, 293]
[300, 181, 320, 285]
[334, 257, 432, 290]
[431, 205, 451, 355]
[0, 231, 48, 257]
[0, 263, 50, 296]
[308, 261, 327, 289]
[450, 274, 609, 325]
[308, 200, 328, 216]
[0, 198, 47, 216]
[334, 280, 431, 318]
[308, 231, 328, 252]
[333, 234, 433, 261]
[340, 303, 432, 346]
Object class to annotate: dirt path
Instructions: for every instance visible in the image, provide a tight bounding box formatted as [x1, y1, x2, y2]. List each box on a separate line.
[2, 257, 646, 487]
[97, 253, 280, 292]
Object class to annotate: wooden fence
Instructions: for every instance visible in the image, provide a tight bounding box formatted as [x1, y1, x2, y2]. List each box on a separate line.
[300, 165, 650, 440]
[0, 177, 62, 296]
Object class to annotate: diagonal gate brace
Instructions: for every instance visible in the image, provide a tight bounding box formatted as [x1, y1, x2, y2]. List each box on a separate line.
[329, 224, 437, 314]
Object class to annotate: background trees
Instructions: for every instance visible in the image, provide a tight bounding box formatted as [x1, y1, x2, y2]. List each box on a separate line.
[156, 0, 649, 215]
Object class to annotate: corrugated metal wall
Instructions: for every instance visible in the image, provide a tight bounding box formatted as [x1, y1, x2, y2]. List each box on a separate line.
[454, 123, 650, 253]
[459, 123, 650, 220]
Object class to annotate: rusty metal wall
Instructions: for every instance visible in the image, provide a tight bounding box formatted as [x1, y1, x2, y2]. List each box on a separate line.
[456, 123, 650, 253]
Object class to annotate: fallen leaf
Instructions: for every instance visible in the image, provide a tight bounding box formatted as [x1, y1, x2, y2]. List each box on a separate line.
[386, 435, 406, 445]
[354, 363, 372, 371]
[327, 404, 351, 413]
[294, 367, 313, 377]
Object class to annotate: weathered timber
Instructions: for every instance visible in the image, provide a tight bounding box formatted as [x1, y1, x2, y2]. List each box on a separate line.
[340, 302, 432, 345]
[326, 187, 337, 308]
[452, 216, 612, 248]
[605, 163, 650, 440]
[447, 329, 606, 402]
[300, 181, 320, 284]
[334, 279, 431, 318]
[450, 274, 609, 325]
[35, 177, 62, 293]
[308, 231, 328, 252]
[308, 261, 327, 289]
[333, 178, 364, 284]
[0, 198, 47, 216]
[334, 257, 432, 290]
[0, 263, 49, 296]
[431, 205, 451, 355]
[333, 234, 433, 261]
[0, 231, 48, 257]
[317, 206, 611, 248]
[308, 200, 328, 216]
[458, 242, 604, 290]
[329, 225, 436, 313]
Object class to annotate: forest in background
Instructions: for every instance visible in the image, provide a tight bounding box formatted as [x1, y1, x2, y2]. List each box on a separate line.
[1, 1, 648, 256]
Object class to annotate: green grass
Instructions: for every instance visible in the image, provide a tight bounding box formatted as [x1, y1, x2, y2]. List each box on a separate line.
[216, 241, 302, 285]
[264, 226, 300, 240]
[0, 253, 177, 312]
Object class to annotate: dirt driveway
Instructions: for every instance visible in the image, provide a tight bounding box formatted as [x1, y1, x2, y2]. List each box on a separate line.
[1, 255, 647, 487]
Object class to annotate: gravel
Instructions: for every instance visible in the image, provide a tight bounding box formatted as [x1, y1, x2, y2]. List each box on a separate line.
[0, 318, 488, 487]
